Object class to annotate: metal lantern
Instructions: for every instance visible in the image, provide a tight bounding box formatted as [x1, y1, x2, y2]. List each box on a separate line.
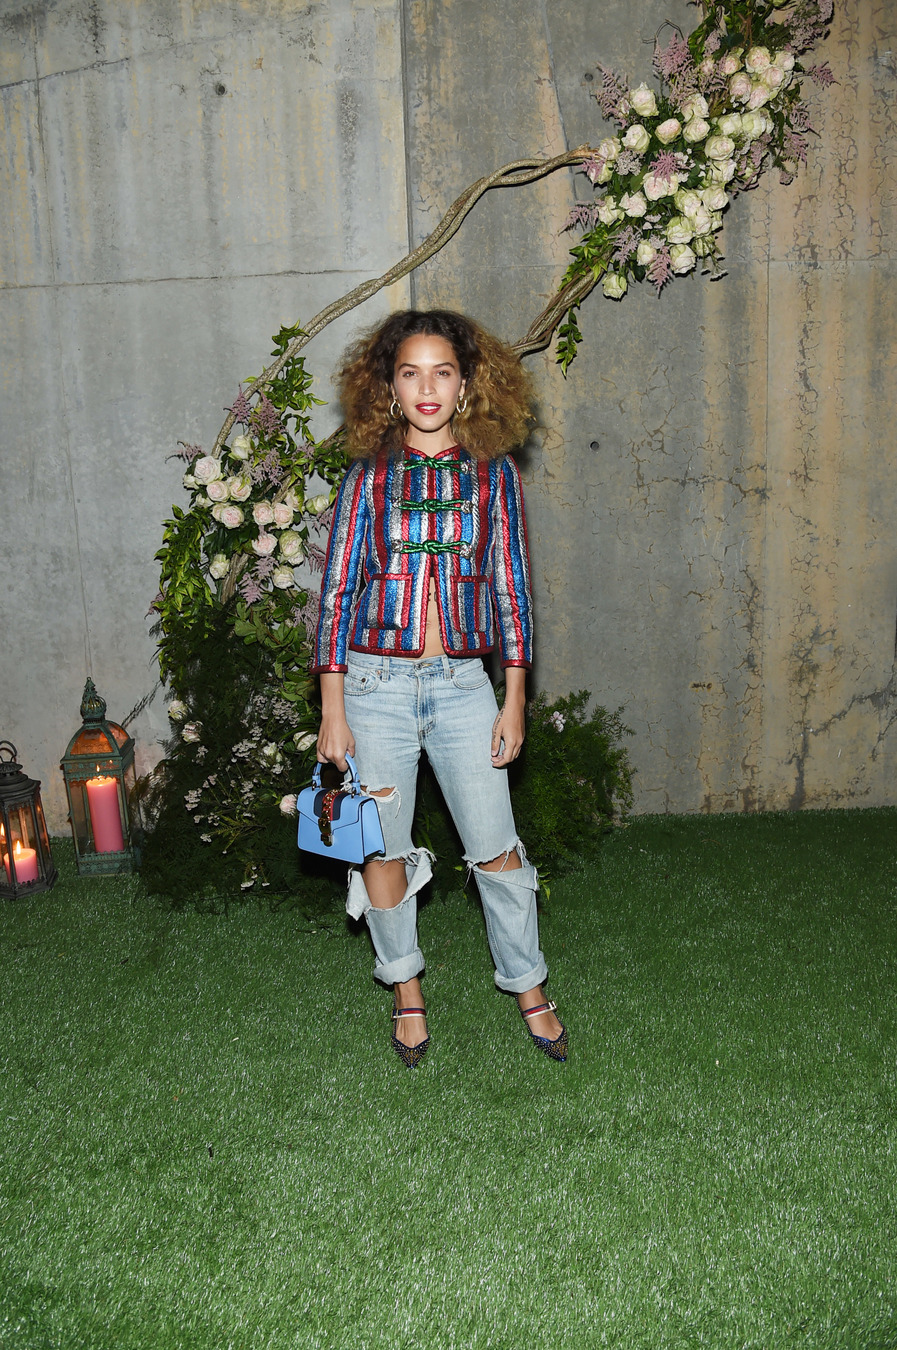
[61, 678, 138, 875]
[0, 741, 58, 899]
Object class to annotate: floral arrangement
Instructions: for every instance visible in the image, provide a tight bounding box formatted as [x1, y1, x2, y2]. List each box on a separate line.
[556, 0, 835, 368]
[145, 326, 349, 899]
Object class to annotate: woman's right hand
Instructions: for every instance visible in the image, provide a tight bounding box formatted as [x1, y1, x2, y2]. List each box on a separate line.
[316, 714, 356, 770]
[317, 672, 355, 769]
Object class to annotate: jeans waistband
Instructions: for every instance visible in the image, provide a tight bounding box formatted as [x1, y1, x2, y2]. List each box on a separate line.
[347, 651, 481, 679]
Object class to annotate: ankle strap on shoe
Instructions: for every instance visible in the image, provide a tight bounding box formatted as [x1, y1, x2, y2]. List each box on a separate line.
[393, 1006, 426, 1020]
[521, 1000, 557, 1020]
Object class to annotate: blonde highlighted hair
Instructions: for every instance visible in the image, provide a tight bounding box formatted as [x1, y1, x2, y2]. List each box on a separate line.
[336, 310, 534, 460]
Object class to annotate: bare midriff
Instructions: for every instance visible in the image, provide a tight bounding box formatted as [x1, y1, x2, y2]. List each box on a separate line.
[397, 571, 446, 658]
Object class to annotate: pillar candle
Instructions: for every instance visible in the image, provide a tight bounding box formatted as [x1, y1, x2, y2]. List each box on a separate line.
[86, 776, 125, 853]
[11, 841, 38, 884]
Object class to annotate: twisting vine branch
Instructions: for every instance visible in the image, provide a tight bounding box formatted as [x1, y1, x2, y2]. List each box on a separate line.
[209, 147, 592, 457]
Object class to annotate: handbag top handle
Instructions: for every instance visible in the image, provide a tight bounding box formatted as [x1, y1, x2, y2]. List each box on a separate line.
[311, 754, 362, 794]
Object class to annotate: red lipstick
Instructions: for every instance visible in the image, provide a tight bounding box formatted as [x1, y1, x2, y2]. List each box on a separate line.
[416, 403, 441, 414]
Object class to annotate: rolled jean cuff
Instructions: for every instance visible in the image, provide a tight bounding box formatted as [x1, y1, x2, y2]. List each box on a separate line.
[493, 956, 549, 995]
[372, 943, 426, 987]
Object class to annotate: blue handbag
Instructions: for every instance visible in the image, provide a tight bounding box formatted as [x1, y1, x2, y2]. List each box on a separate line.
[296, 754, 386, 864]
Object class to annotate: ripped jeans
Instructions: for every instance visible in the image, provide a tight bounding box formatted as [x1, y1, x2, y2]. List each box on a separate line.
[343, 651, 548, 995]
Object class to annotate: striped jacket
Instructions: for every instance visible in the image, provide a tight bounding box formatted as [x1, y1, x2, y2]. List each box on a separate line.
[312, 446, 533, 673]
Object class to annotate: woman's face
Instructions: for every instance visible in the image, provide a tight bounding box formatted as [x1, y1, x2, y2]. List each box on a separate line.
[391, 333, 466, 452]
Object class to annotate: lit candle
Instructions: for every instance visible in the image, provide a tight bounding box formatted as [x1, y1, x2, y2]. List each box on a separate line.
[11, 840, 38, 884]
[86, 774, 125, 853]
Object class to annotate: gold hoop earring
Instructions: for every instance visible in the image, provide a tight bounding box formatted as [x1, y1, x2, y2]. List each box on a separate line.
[389, 398, 402, 420]
[456, 394, 469, 415]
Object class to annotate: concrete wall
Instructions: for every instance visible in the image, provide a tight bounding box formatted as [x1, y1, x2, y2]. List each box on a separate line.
[1, 0, 894, 830]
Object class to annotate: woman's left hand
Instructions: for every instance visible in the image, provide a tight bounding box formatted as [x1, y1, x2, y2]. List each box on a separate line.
[491, 702, 525, 767]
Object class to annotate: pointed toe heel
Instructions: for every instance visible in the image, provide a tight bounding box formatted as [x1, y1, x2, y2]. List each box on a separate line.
[520, 1000, 567, 1062]
[391, 1005, 430, 1068]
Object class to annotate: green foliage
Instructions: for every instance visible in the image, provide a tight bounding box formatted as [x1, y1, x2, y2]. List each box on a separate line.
[137, 612, 344, 911]
[509, 690, 633, 874]
[144, 340, 351, 906]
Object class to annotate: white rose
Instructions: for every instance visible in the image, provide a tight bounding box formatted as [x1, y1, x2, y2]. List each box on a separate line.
[278, 530, 305, 562]
[747, 83, 772, 109]
[728, 71, 753, 103]
[666, 215, 694, 244]
[744, 45, 771, 72]
[597, 136, 621, 162]
[683, 117, 710, 144]
[761, 65, 787, 90]
[252, 531, 278, 557]
[182, 722, 202, 743]
[253, 502, 275, 526]
[271, 565, 295, 590]
[669, 243, 697, 274]
[228, 474, 252, 502]
[597, 198, 624, 225]
[636, 241, 656, 266]
[206, 478, 230, 503]
[774, 51, 795, 71]
[208, 553, 230, 580]
[294, 732, 317, 751]
[719, 53, 742, 76]
[620, 191, 648, 217]
[690, 205, 714, 236]
[643, 171, 680, 200]
[279, 794, 298, 816]
[701, 185, 729, 212]
[655, 118, 682, 145]
[680, 94, 709, 121]
[182, 472, 197, 489]
[272, 502, 294, 528]
[283, 488, 303, 512]
[307, 494, 331, 514]
[229, 435, 253, 461]
[709, 211, 725, 232]
[708, 158, 737, 183]
[623, 124, 650, 154]
[167, 699, 188, 721]
[739, 111, 767, 140]
[602, 271, 628, 300]
[594, 160, 615, 185]
[261, 742, 280, 764]
[213, 504, 245, 529]
[193, 455, 223, 485]
[675, 188, 703, 216]
[705, 134, 736, 160]
[716, 112, 743, 138]
[698, 57, 716, 78]
[629, 83, 657, 117]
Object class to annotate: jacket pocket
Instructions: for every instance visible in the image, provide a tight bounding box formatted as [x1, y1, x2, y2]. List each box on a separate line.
[450, 574, 490, 635]
[362, 573, 412, 630]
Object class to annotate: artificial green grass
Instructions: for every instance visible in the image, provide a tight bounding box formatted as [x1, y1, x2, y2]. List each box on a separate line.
[2, 810, 896, 1349]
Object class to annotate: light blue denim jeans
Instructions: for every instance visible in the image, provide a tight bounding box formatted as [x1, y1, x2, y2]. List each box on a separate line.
[342, 651, 548, 995]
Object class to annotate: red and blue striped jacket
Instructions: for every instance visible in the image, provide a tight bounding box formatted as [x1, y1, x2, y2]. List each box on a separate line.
[312, 446, 533, 673]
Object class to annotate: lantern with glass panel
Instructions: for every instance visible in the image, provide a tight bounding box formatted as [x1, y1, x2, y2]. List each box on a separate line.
[0, 741, 58, 899]
[61, 679, 138, 875]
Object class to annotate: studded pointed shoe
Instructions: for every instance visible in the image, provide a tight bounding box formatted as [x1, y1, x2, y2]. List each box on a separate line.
[391, 1005, 430, 1068]
[520, 1000, 567, 1062]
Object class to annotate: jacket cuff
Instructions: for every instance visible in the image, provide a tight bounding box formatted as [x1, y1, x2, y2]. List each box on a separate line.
[500, 659, 532, 670]
[311, 663, 349, 675]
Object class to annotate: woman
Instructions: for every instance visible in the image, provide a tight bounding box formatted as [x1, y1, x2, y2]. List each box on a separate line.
[313, 309, 565, 1065]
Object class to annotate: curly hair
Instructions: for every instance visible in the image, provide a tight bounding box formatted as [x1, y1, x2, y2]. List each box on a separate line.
[336, 309, 534, 460]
